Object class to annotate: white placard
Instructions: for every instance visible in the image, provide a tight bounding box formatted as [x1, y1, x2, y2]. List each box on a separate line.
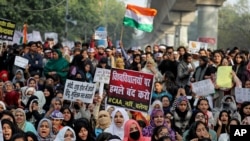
[94, 31, 107, 40]
[191, 79, 215, 96]
[63, 79, 96, 103]
[235, 87, 250, 103]
[44, 32, 58, 44]
[14, 56, 29, 69]
[188, 41, 208, 54]
[32, 31, 42, 42]
[93, 68, 111, 84]
[13, 31, 22, 44]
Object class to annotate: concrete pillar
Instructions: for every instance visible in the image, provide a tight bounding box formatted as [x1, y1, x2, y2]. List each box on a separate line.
[166, 33, 175, 47]
[195, 0, 225, 50]
[170, 11, 195, 48]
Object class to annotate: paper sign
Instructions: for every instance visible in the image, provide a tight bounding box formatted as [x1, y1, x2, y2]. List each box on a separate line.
[216, 66, 232, 88]
[93, 68, 111, 84]
[94, 31, 107, 40]
[13, 30, 22, 44]
[188, 41, 208, 54]
[32, 31, 42, 42]
[14, 56, 29, 69]
[44, 32, 58, 44]
[107, 68, 154, 112]
[235, 87, 250, 103]
[63, 79, 96, 103]
[0, 18, 16, 41]
[191, 79, 215, 96]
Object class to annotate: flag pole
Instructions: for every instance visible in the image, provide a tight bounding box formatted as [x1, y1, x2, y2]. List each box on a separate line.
[120, 26, 124, 41]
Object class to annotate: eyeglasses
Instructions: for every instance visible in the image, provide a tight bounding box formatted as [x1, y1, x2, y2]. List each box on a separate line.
[159, 132, 169, 137]
[195, 115, 205, 119]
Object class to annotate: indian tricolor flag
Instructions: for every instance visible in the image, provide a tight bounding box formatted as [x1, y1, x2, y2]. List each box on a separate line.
[123, 4, 157, 32]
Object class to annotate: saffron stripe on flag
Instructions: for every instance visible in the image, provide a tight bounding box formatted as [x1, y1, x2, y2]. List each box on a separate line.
[125, 10, 154, 25]
[126, 4, 157, 16]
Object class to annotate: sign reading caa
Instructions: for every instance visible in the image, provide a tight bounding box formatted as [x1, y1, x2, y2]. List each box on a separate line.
[230, 125, 250, 140]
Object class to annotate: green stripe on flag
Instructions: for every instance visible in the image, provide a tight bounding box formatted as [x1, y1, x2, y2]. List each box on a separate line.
[123, 17, 153, 32]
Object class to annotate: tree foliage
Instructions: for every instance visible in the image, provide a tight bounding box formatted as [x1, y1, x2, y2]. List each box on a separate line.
[218, 0, 250, 49]
[0, 0, 134, 47]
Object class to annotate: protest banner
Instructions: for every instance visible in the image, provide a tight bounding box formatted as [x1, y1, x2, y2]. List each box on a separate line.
[107, 68, 154, 112]
[216, 66, 232, 88]
[191, 79, 215, 96]
[63, 79, 96, 103]
[188, 41, 208, 54]
[235, 87, 250, 103]
[14, 56, 29, 69]
[0, 18, 16, 41]
[94, 68, 111, 84]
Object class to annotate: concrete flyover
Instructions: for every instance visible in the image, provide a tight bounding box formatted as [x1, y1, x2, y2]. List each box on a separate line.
[138, 0, 226, 49]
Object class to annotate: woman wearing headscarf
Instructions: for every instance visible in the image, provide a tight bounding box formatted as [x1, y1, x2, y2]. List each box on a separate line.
[0, 100, 6, 112]
[95, 110, 112, 137]
[54, 126, 76, 141]
[21, 87, 36, 107]
[42, 85, 54, 112]
[4, 81, 20, 108]
[73, 118, 95, 141]
[141, 58, 163, 81]
[105, 108, 130, 140]
[61, 107, 74, 127]
[142, 109, 176, 141]
[1, 119, 21, 141]
[124, 119, 151, 141]
[171, 96, 192, 135]
[12, 69, 25, 84]
[37, 118, 55, 141]
[13, 108, 37, 134]
[0, 70, 9, 82]
[25, 96, 46, 128]
[44, 49, 69, 84]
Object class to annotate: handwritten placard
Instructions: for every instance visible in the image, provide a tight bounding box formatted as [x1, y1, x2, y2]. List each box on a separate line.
[235, 87, 250, 103]
[63, 79, 96, 103]
[93, 68, 111, 84]
[188, 41, 208, 54]
[216, 66, 232, 88]
[94, 31, 107, 40]
[14, 56, 29, 69]
[107, 68, 154, 112]
[191, 79, 215, 96]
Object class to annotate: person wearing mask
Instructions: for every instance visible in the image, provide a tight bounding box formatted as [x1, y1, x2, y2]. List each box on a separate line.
[123, 119, 151, 141]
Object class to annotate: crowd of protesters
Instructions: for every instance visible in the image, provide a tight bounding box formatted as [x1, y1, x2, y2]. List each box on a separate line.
[0, 37, 249, 141]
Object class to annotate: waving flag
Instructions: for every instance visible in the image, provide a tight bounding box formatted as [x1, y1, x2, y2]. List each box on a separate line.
[123, 4, 157, 32]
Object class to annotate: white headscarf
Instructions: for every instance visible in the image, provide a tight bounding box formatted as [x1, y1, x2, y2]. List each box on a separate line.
[34, 91, 46, 108]
[148, 100, 163, 115]
[54, 126, 76, 141]
[0, 101, 6, 110]
[104, 108, 129, 140]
